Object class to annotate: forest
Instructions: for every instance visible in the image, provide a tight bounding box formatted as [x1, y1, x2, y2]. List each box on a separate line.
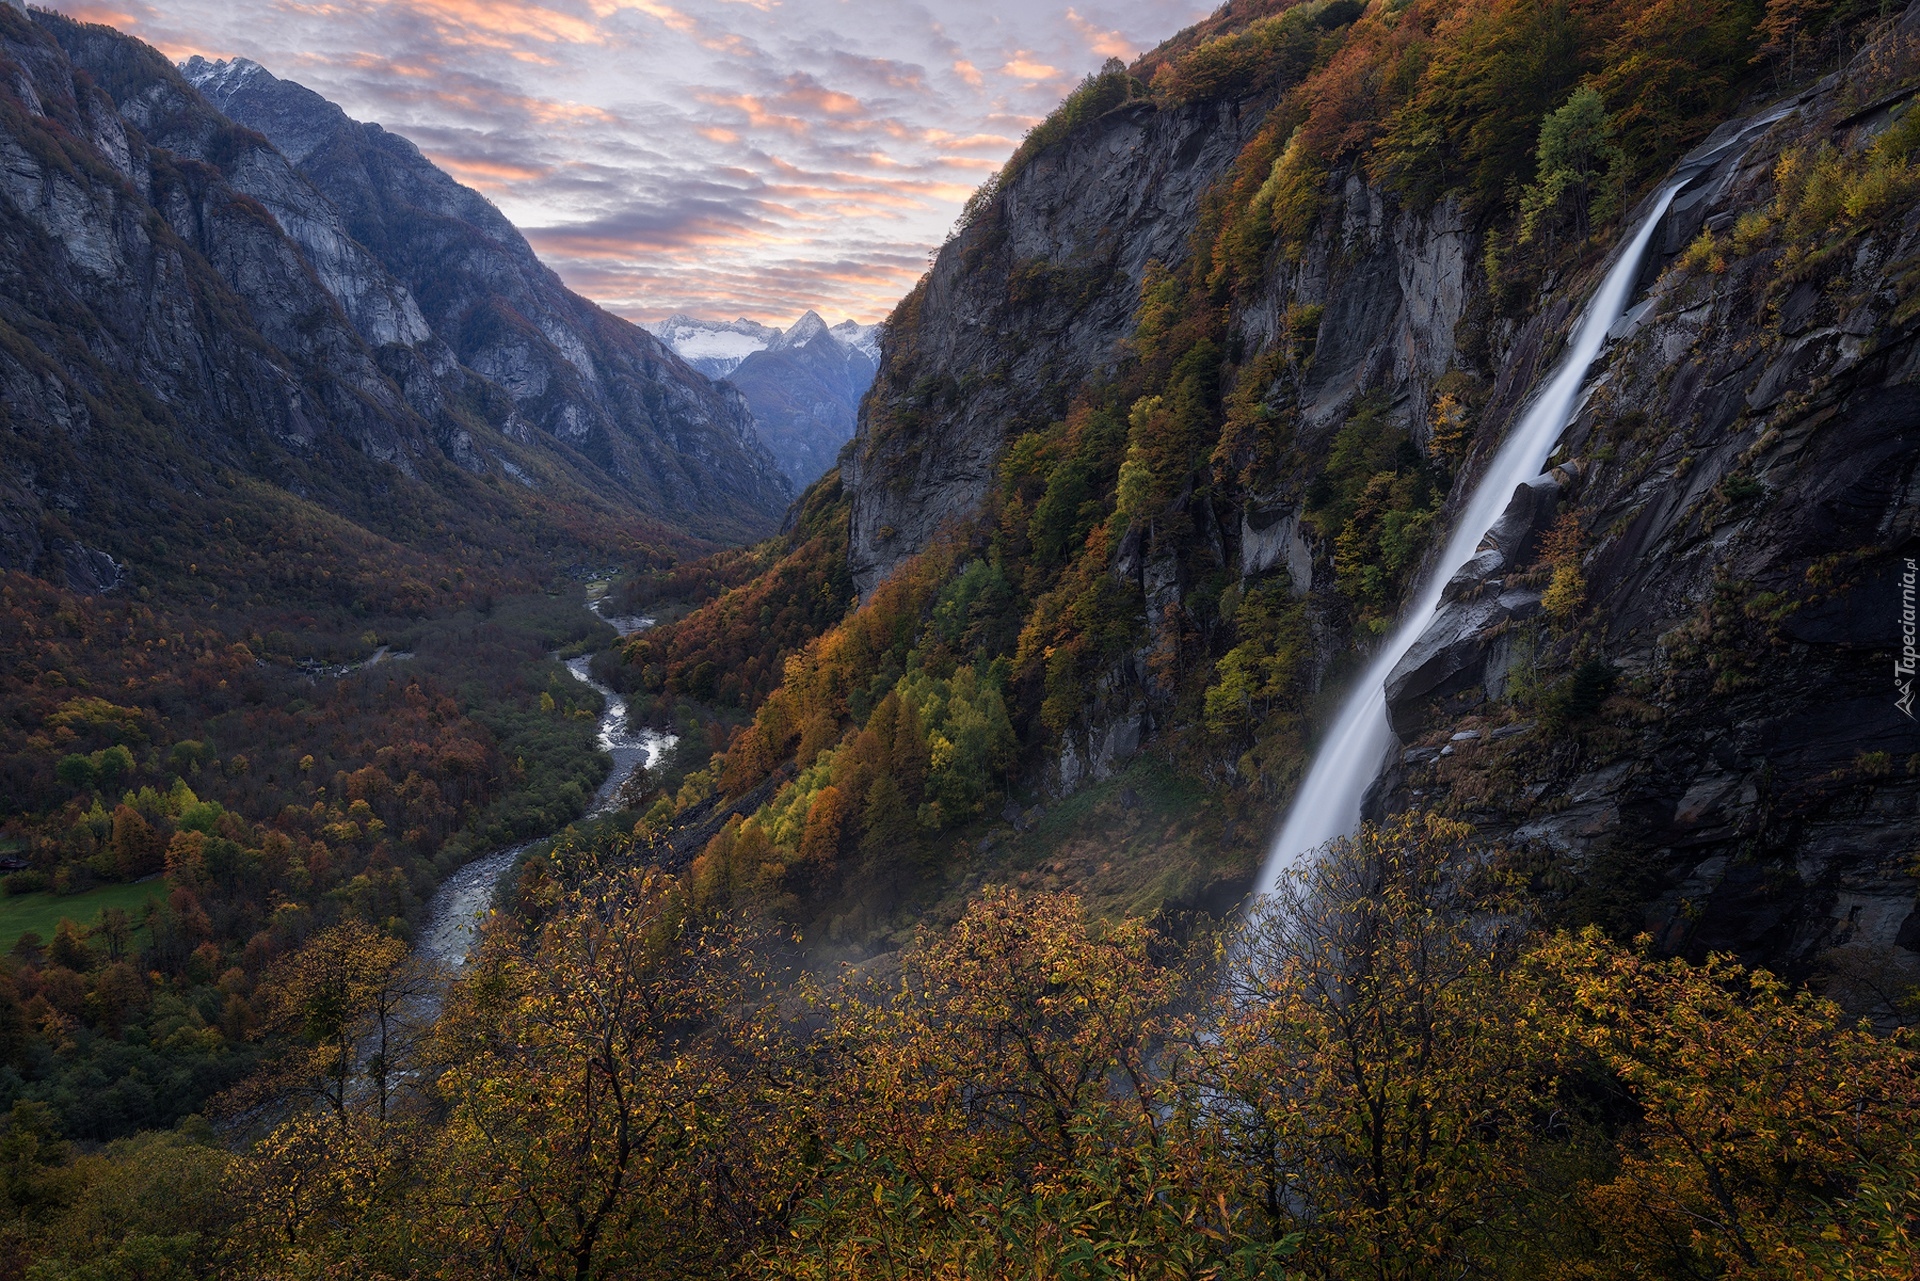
[5, 812, 1915, 1279]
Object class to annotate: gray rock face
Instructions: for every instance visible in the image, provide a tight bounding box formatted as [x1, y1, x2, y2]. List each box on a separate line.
[0, 6, 450, 578]
[1243, 188, 1474, 438]
[845, 95, 1269, 595]
[0, 9, 784, 588]
[1375, 18, 1920, 995]
[1383, 471, 1566, 732]
[182, 55, 791, 540]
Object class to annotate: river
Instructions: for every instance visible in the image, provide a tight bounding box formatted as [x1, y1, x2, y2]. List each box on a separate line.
[415, 611, 675, 968]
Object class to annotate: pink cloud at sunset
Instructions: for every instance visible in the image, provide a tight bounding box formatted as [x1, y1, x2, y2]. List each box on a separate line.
[42, 0, 1214, 326]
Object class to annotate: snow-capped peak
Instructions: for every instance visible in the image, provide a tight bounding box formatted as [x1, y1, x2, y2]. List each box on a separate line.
[180, 56, 269, 97]
[772, 310, 830, 351]
[830, 319, 882, 361]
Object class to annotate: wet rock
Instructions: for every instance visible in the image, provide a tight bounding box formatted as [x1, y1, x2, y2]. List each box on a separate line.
[1382, 594, 1508, 735]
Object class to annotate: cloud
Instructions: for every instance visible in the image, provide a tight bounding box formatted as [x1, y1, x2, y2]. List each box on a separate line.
[1066, 8, 1136, 60]
[42, 0, 1214, 324]
[999, 52, 1062, 81]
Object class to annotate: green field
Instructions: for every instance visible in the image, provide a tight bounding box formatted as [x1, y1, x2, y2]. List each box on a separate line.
[0, 879, 169, 951]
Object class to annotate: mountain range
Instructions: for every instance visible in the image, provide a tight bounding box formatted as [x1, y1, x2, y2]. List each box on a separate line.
[652, 312, 881, 487]
[0, 7, 792, 604]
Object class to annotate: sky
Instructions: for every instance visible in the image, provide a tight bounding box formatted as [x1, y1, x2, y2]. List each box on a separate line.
[47, 0, 1216, 327]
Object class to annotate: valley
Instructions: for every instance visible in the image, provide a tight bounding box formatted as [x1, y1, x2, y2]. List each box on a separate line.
[0, 0, 1918, 1275]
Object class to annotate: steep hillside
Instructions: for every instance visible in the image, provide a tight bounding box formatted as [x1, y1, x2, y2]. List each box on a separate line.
[182, 55, 791, 542]
[847, 71, 1269, 595]
[626, 0, 1919, 982]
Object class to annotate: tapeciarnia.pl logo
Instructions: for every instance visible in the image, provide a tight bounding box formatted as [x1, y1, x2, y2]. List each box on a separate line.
[1900, 557, 1918, 719]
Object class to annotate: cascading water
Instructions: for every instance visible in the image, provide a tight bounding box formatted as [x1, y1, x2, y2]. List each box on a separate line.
[1253, 182, 1694, 899]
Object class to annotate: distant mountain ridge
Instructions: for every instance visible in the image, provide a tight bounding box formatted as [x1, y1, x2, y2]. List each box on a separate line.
[179, 53, 791, 540]
[653, 311, 881, 487]
[650, 316, 782, 379]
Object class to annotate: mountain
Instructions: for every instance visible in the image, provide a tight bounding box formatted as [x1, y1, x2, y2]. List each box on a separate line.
[649, 315, 782, 378]
[655, 310, 881, 487]
[726, 311, 880, 487]
[179, 54, 792, 541]
[626, 0, 1920, 998]
[830, 318, 881, 361]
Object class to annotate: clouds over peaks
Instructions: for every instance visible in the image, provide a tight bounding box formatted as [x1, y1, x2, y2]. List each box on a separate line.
[48, 0, 1210, 324]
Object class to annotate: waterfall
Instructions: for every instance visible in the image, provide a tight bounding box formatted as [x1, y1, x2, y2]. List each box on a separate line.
[1251, 185, 1685, 897]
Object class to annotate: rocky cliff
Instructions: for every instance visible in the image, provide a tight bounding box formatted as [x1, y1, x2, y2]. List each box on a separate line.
[0, 6, 442, 582]
[847, 88, 1270, 596]
[1376, 60, 1920, 999]
[178, 52, 791, 540]
[834, 5, 1920, 986]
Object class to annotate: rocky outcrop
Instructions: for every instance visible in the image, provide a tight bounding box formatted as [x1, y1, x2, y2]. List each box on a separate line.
[1383, 466, 1572, 732]
[181, 54, 790, 540]
[1243, 189, 1474, 440]
[846, 94, 1270, 595]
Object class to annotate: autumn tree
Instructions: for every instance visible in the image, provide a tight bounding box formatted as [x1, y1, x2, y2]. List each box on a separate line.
[776, 890, 1295, 1279]
[1202, 812, 1553, 1279]
[1520, 929, 1920, 1278]
[247, 918, 438, 1123]
[422, 864, 802, 1280]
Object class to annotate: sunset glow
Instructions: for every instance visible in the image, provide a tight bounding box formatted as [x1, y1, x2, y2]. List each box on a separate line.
[49, 0, 1211, 325]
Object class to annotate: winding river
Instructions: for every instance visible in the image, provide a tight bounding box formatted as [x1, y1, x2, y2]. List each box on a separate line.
[415, 607, 675, 968]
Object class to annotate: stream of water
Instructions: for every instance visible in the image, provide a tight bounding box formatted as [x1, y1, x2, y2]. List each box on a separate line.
[415, 615, 675, 968]
[1253, 106, 1797, 897]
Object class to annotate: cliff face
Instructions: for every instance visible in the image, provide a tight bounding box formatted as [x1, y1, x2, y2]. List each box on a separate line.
[0, 7, 439, 581]
[839, 9, 1920, 982]
[1379, 66, 1920, 993]
[847, 93, 1269, 595]
[181, 55, 791, 541]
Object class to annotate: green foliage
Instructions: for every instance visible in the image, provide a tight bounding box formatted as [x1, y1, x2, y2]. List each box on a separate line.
[1306, 397, 1442, 633]
[1544, 657, 1619, 726]
[1518, 85, 1624, 243]
[1024, 410, 1128, 567]
[1203, 582, 1311, 744]
[1376, 0, 1593, 208]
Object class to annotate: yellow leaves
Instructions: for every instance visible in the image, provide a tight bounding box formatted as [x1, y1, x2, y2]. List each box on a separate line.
[1519, 928, 1920, 1278]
